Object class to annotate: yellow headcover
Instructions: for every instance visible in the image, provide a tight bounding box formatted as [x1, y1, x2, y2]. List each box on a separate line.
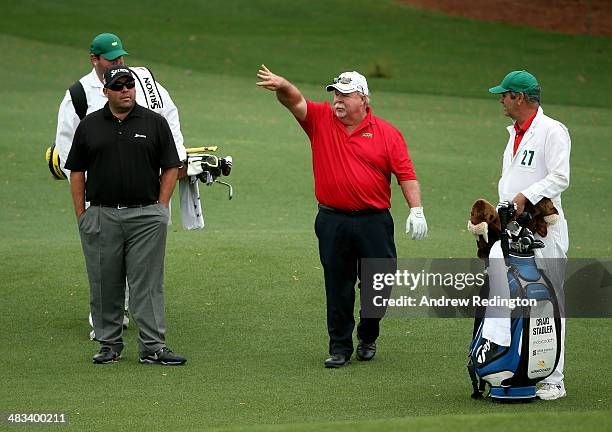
[45, 145, 67, 180]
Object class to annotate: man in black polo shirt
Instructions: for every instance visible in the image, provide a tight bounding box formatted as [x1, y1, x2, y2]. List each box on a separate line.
[66, 65, 186, 365]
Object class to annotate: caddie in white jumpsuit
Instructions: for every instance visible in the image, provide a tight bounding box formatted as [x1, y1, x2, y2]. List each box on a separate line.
[488, 70, 571, 400]
[54, 33, 187, 339]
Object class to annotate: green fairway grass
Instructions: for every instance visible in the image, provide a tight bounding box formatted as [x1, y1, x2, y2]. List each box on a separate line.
[1, 1, 611, 431]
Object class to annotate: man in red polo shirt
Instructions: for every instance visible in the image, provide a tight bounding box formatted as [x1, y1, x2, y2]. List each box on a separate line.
[257, 65, 427, 368]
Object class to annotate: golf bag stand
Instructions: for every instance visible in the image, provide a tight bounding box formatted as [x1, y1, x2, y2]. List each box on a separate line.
[468, 201, 562, 403]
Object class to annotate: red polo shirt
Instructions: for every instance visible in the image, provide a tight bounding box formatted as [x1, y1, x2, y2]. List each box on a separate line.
[513, 109, 538, 156]
[298, 100, 416, 210]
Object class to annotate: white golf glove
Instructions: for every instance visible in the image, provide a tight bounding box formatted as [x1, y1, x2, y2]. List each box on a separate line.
[406, 207, 428, 240]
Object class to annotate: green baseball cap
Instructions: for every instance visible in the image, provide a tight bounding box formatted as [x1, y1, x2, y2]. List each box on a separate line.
[90, 33, 129, 61]
[489, 70, 540, 95]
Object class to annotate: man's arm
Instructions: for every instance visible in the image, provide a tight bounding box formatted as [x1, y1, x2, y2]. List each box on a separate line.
[157, 95, 186, 178]
[160, 91, 188, 179]
[156, 82, 188, 170]
[400, 180, 422, 208]
[70, 171, 86, 220]
[159, 167, 179, 208]
[256, 64, 307, 121]
[56, 91, 81, 179]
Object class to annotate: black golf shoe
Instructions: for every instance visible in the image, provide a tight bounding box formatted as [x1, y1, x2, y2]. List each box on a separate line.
[139, 347, 187, 366]
[324, 353, 351, 368]
[93, 346, 121, 364]
[356, 341, 376, 361]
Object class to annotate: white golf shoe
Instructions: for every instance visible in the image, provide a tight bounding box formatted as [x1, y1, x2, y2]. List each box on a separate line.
[536, 382, 566, 400]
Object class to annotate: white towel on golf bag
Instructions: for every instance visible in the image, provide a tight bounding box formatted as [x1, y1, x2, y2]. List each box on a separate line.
[482, 241, 512, 347]
[178, 176, 205, 230]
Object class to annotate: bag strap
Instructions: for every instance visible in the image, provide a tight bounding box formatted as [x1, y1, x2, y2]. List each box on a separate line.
[129, 66, 164, 110]
[69, 80, 87, 120]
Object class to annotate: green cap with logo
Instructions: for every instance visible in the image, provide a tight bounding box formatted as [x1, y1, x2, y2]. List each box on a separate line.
[90, 33, 129, 61]
[489, 70, 540, 95]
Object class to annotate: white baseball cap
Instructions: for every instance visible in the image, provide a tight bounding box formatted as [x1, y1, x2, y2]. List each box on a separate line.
[325, 71, 369, 96]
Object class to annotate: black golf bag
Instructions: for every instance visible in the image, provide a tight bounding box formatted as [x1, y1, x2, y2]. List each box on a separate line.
[467, 202, 562, 402]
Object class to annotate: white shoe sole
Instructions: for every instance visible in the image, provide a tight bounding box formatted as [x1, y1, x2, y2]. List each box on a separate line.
[139, 358, 186, 366]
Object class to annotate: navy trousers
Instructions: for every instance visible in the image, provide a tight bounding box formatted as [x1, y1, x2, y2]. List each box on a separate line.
[315, 207, 397, 356]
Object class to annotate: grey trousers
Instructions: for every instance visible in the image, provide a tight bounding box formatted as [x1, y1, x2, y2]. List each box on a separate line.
[79, 204, 170, 354]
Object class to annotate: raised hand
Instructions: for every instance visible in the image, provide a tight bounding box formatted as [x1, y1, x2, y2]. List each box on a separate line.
[256, 64, 286, 91]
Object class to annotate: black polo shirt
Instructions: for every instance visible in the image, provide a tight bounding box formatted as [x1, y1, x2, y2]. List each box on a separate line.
[66, 103, 181, 205]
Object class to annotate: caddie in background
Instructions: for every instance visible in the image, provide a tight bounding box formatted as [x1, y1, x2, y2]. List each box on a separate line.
[257, 65, 427, 368]
[489, 70, 571, 400]
[53, 32, 187, 339]
[65, 65, 186, 366]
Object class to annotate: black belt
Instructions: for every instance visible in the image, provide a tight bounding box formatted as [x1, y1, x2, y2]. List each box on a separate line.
[318, 204, 386, 216]
[91, 201, 158, 209]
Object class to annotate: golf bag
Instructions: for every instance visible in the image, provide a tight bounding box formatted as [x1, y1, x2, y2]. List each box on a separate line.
[467, 202, 562, 402]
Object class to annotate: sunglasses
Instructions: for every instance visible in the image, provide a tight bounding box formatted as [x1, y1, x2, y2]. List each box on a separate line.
[107, 80, 136, 91]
